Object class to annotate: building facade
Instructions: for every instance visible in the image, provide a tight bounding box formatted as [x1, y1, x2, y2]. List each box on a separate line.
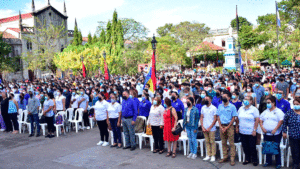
[0, 0, 75, 81]
[204, 27, 238, 51]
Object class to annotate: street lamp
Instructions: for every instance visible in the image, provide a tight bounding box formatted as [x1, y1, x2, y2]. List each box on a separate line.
[103, 51, 106, 59]
[151, 34, 157, 50]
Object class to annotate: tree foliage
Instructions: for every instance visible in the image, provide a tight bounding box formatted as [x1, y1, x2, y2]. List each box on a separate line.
[87, 33, 92, 44]
[0, 33, 20, 72]
[156, 23, 174, 37]
[279, 0, 300, 28]
[230, 16, 252, 30]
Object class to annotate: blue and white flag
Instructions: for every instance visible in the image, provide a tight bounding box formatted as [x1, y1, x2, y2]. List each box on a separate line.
[276, 2, 281, 28]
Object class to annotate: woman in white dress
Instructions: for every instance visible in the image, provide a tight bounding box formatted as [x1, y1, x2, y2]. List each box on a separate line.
[107, 93, 122, 148]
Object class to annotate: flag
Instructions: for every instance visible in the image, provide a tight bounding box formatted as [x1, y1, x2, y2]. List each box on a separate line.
[276, 2, 281, 28]
[104, 60, 110, 80]
[143, 51, 156, 93]
[236, 5, 244, 73]
[82, 61, 86, 78]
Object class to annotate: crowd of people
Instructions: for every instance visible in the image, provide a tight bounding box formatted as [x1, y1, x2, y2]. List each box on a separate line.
[0, 67, 300, 169]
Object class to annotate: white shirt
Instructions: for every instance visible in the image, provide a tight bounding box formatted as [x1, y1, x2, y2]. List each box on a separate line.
[77, 94, 89, 109]
[260, 108, 284, 135]
[147, 105, 165, 126]
[55, 95, 65, 111]
[43, 99, 54, 117]
[238, 105, 259, 135]
[107, 102, 122, 119]
[94, 100, 109, 121]
[201, 104, 217, 131]
[71, 94, 79, 108]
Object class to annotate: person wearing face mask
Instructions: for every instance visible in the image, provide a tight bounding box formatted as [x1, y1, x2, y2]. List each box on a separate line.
[55, 89, 66, 113]
[7, 93, 19, 134]
[195, 90, 206, 114]
[171, 91, 184, 120]
[290, 79, 297, 94]
[1, 92, 12, 132]
[43, 93, 55, 138]
[292, 81, 300, 99]
[94, 93, 110, 147]
[77, 88, 90, 129]
[275, 90, 291, 114]
[181, 87, 191, 109]
[100, 87, 109, 100]
[139, 93, 151, 118]
[63, 87, 71, 109]
[216, 91, 238, 166]
[282, 97, 300, 169]
[230, 91, 242, 111]
[145, 84, 154, 98]
[207, 83, 216, 98]
[179, 83, 193, 99]
[212, 88, 223, 108]
[183, 97, 200, 160]
[18, 93, 27, 110]
[236, 96, 259, 166]
[107, 93, 122, 148]
[121, 90, 138, 151]
[244, 85, 257, 107]
[252, 79, 265, 105]
[147, 97, 165, 154]
[260, 96, 284, 168]
[70, 89, 79, 116]
[201, 95, 217, 162]
[136, 81, 144, 98]
[275, 75, 289, 100]
[27, 91, 41, 137]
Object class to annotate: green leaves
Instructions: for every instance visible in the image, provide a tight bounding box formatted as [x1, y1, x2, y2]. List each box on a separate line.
[230, 16, 252, 30]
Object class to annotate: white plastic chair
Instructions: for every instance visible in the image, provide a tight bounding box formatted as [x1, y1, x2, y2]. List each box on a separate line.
[18, 110, 31, 134]
[234, 142, 243, 162]
[140, 121, 154, 151]
[196, 121, 205, 157]
[134, 116, 147, 149]
[178, 119, 188, 156]
[286, 146, 291, 168]
[88, 106, 94, 129]
[39, 110, 47, 136]
[69, 108, 84, 133]
[54, 111, 66, 137]
[255, 134, 264, 165]
[17, 109, 24, 133]
[279, 137, 288, 167]
[65, 108, 74, 132]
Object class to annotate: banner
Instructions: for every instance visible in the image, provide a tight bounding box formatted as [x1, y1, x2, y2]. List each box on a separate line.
[104, 60, 110, 80]
[143, 51, 156, 92]
[82, 61, 86, 78]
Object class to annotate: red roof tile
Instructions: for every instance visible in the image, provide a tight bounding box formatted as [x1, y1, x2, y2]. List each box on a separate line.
[0, 31, 18, 39]
[125, 40, 133, 44]
[193, 41, 225, 51]
[0, 13, 33, 24]
[82, 37, 88, 42]
[7, 28, 20, 33]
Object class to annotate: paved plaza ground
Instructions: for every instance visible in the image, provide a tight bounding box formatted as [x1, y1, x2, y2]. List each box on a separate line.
[0, 128, 278, 169]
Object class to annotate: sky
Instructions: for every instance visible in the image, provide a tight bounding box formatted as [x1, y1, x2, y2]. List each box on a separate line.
[0, 0, 282, 37]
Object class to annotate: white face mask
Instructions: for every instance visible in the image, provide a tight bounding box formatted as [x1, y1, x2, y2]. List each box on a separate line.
[247, 89, 251, 92]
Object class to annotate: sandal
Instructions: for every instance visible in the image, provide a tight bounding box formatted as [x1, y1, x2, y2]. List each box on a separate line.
[166, 151, 172, 157]
[172, 152, 176, 158]
[153, 149, 159, 153]
[159, 150, 165, 154]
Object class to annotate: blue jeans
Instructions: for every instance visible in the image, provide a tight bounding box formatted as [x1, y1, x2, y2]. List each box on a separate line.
[122, 118, 135, 147]
[29, 114, 40, 134]
[186, 127, 198, 154]
[110, 118, 122, 144]
[264, 133, 282, 166]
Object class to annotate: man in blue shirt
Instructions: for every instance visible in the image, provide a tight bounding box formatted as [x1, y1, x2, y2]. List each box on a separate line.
[252, 79, 265, 104]
[121, 90, 138, 151]
[275, 90, 291, 113]
[171, 92, 185, 120]
[217, 91, 237, 166]
[212, 89, 222, 108]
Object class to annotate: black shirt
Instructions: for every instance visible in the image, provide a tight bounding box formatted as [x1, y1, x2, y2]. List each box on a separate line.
[1, 98, 9, 115]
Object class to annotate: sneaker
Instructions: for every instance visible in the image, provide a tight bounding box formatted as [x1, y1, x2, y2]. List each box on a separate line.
[28, 134, 34, 137]
[0, 129, 5, 132]
[275, 165, 281, 169]
[203, 156, 210, 161]
[102, 142, 109, 147]
[210, 156, 215, 162]
[87, 126, 91, 130]
[187, 153, 193, 159]
[191, 154, 197, 160]
[97, 141, 104, 146]
[36, 133, 41, 137]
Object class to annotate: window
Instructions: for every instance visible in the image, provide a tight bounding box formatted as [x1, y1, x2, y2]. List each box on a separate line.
[27, 41, 32, 51]
[222, 40, 226, 47]
[61, 45, 64, 52]
[49, 12, 52, 16]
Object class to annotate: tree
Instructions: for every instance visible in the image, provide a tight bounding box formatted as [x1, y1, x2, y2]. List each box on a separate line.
[23, 19, 67, 73]
[78, 30, 83, 45]
[286, 28, 300, 67]
[279, 0, 300, 28]
[92, 34, 98, 44]
[0, 33, 20, 72]
[156, 23, 174, 37]
[231, 16, 252, 30]
[97, 18, 149, 41]
[87, 33, 92, 44]
[99, 29, 106, 44]
[238, 25, 264, 68]
[72, 23, 80, 46]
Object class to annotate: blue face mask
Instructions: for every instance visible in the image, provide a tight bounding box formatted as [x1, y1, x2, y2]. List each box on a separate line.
[100, 89, 104, 92]
[264, 91, 269, 96]
[232, 95, 236, 99]
[114, 91, 117, 94]
[41, 94, 44, 97]
[294, 105, 300, 110]
[64, 89, 67, 93]
[276, 94, 282, 100]
[94, 92, 97, 95]
[163, 104, 167, 107]
[80, 91, 84, 95]
[72, 92, 75, 95]
[221, 87, 225, 90]
[45, 96, 48, 100]
[35, 91, 39, 95]
[111, 99, 115, 103]
[185, 93, 189, 96]
[201, 94, 205, 99]
[142, 97, 145, 101]
[243, 100, 250, 106]
[267, 103, 272, 109]
[153, 101, 157, 105]
[129, 95, 133, 99]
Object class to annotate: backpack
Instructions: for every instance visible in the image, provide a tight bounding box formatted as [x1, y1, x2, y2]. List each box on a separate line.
[55, 115, 63, 124]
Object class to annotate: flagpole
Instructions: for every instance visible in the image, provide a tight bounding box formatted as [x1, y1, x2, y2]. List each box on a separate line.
[276, 1, 280, 68]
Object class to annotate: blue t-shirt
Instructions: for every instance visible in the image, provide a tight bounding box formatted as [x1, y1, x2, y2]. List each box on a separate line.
[43, 99, 54, 117]
[217, 103, 238, 124]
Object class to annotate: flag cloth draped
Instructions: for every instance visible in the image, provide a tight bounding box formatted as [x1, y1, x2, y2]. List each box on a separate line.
[104, 60, 110, 80]
[82, 61, 86, 78]
[236, 5, 244, 73]
[143, 51, 156, 93]
[276, 2, 281, 28]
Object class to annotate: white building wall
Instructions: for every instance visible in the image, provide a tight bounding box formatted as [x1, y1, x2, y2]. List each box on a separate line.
[0, 18, 34, 31]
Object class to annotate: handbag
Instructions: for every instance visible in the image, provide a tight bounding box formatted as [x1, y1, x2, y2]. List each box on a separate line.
[262, 140, 279, 155]
[40, 115, 46, 123]
[146, 125, 152, 135]
[196, 127, 205, 139]
[170, 108, 183, 135]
